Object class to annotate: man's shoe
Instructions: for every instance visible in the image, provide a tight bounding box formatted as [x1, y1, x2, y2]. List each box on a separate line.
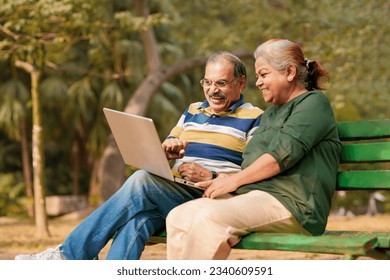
[15, 245, 67, 260]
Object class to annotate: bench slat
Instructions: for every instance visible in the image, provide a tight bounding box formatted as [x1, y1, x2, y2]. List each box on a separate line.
[337, 170, 390, 190]
[337, 119, 390, 139]
[341, 142, 390, 162]
[234, 232, 379, 257]
[324, 231, 390, 248]
[148, 230, 390, 259]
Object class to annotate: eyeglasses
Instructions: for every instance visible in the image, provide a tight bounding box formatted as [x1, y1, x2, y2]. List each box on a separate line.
[199, 78, 238, 88]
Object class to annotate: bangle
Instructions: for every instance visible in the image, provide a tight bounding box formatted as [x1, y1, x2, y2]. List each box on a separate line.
[211, 171, 217, 179]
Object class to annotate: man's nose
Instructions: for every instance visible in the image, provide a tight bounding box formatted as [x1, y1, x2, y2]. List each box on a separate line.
[208, 83, 220, 93]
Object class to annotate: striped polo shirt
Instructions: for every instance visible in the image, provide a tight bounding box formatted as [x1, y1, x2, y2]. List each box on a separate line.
[167, 95, 263, 173]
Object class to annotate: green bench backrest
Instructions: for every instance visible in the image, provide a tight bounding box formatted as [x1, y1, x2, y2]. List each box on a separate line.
[336, 119, 390, 191]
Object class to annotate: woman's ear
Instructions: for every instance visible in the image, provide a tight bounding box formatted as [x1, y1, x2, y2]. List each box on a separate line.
[286, 65, 297, 82]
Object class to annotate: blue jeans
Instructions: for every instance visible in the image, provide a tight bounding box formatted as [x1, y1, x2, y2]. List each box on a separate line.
[60, 170, 203, 260]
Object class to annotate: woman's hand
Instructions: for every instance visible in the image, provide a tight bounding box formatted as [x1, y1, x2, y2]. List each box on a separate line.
[196, 173, 239, 199]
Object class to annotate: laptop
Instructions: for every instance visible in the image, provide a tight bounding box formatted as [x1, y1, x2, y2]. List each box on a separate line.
[103, 108, 204, 190]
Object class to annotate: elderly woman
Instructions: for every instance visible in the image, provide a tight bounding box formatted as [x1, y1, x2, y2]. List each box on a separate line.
[166, 39, 342, 260]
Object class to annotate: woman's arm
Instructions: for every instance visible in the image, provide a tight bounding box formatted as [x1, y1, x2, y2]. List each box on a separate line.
[198, 153, 280, 199]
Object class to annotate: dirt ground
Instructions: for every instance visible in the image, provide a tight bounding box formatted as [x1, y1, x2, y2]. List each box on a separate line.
[1, 209, 389, 260]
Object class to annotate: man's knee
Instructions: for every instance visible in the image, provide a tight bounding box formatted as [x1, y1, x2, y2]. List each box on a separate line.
[131, 170, 152, 182]
[120, 170, 154, 195]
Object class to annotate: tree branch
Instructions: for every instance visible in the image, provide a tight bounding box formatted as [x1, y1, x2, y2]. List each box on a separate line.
[165, 50, 253, 79]
[0, 24, 20, 41]
[15, 60, 35, 73]
[134, 0, 161, 72]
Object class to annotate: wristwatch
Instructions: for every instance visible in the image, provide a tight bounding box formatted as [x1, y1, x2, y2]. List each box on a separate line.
[211, 171, 218, 179]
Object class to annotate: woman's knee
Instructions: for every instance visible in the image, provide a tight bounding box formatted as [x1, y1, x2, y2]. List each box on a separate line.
[166, 202, 195, 232]
[167, 200, 218, 232]
[166, 205, 180, 229]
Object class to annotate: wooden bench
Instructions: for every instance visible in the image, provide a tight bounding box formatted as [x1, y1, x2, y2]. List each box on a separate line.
[149, 119, 390, 260]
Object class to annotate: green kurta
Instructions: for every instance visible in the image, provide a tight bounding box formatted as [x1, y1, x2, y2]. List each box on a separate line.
[236, 91, 342, 235]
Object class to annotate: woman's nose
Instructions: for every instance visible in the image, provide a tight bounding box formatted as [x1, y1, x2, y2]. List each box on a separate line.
[255, 78, 263, 87]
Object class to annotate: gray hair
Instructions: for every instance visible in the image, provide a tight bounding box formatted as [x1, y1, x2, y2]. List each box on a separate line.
[207, 51, 247, 79]
[254, 39, 307, 87]
[254, 39, 329, 90]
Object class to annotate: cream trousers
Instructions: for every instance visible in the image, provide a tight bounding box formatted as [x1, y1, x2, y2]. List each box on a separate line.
[166, 190, 310, 259]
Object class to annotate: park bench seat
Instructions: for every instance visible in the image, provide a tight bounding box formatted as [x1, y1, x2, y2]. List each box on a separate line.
[147, 119, 390, 260]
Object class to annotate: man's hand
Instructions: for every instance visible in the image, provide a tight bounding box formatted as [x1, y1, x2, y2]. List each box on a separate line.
[162, 138, 188, 160]
[178, 162, 214, 183]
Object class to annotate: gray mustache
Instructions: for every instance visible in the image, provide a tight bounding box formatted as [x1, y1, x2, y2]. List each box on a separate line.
[208, 92, 227, 99]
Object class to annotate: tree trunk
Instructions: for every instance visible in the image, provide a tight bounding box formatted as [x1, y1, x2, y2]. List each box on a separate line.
[19, 121, 34, 218]
[98, 136, 125, 201]
[88, 158, 101, 207]
[31, 69, 50, 237]
[71, 139, 80, 195]
[15, 59, 50, 237]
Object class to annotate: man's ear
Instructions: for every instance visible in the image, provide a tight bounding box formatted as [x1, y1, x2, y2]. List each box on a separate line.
[239, 75, 247, 91]
[286, 65, 297, 82]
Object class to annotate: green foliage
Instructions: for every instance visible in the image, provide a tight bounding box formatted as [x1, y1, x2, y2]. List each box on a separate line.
[67, 77, 97, 121]
[0, 133, 22, 172]
[0, 79, 30, 139]
[0, 172, 27, 217]
[40, 76, 68, 108]
[100, 81, 123, 109]
[148, 82, 183, 139]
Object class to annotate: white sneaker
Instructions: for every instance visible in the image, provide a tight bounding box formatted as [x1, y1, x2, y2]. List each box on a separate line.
[15, 245, 67, 260]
